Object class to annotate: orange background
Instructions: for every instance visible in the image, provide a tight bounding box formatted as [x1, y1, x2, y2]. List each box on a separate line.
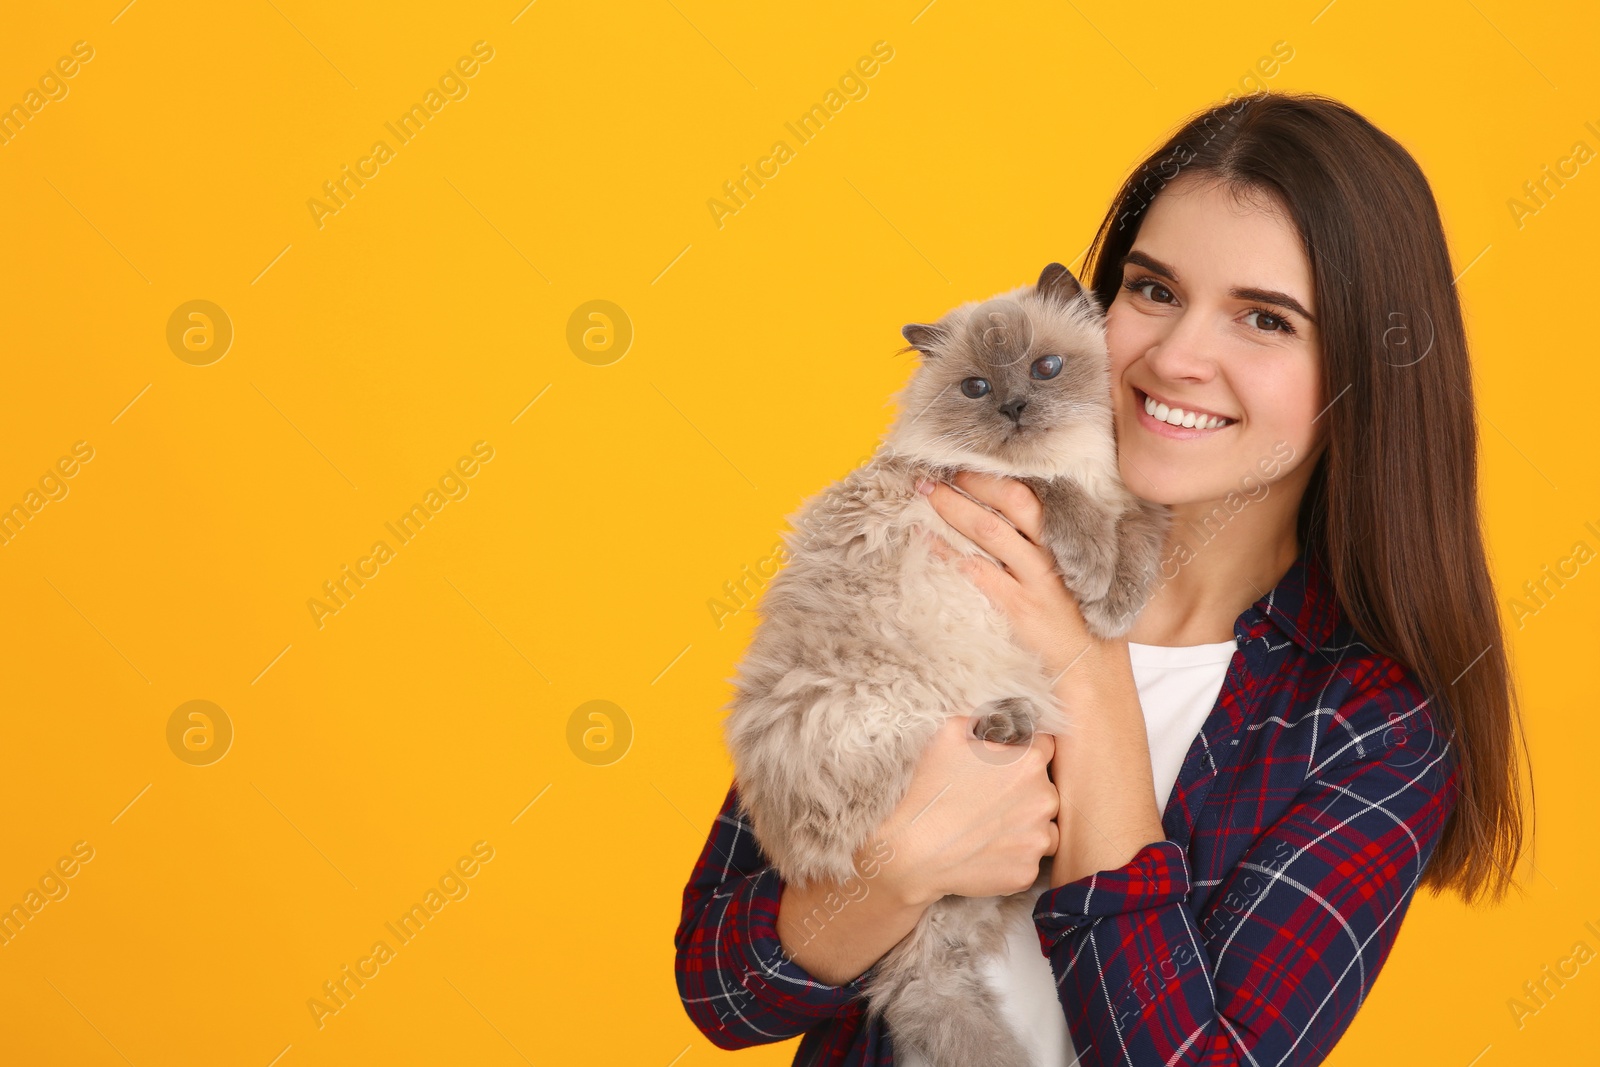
[0, 1, 1595, 1063]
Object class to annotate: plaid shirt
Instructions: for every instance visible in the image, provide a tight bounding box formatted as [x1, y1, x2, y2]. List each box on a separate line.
[675, 543, 1459, 1065]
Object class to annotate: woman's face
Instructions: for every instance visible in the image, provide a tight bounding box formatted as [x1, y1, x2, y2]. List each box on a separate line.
[1105, 173, 1326, 512]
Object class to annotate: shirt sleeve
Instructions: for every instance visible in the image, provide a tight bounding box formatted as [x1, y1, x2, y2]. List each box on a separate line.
[674, 779, 873, 1049]
[1033, 689, 1458, 1065]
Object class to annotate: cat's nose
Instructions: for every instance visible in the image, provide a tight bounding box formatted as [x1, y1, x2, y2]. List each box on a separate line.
[998, 397, 1027, 422]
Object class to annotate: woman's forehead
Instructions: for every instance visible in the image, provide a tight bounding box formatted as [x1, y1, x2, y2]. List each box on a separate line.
[1133, 180, 1314, 300]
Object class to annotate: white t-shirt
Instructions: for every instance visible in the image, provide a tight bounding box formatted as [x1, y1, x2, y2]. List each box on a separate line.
[897, 638, 1239, 1067]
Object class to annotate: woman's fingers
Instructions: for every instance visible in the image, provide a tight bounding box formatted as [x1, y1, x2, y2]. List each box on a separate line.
[949, 470, 1046, 542]
[911, 714, 1066, 898]
[919, 476, 1054, 585]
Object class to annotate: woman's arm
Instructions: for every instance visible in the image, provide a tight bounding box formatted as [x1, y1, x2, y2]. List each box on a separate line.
[913, 472, 1171, 884]
[777, 710, 1060, 984]
[676, 715, 1062, 1047]
[776, 836, 928, 986]
[674, 781, 876, 1050]
[1047, 636, 1168, 887]
[1034, 674, 1458, 1064]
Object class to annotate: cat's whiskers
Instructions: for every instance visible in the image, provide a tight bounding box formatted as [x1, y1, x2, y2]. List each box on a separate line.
[922, 426, 984, 448]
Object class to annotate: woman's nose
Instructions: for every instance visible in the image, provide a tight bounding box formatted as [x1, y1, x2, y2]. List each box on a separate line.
[1140, 308, 1219, 382]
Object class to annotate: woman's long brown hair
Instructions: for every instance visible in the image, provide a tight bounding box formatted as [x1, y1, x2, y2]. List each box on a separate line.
[1081, 90, 1531, 905]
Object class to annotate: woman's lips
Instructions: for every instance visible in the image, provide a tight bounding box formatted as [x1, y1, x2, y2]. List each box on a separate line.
[1132, 386, 1237, 440]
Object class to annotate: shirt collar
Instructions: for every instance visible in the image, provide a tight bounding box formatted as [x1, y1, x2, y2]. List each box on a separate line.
[1238, 542, 1342, 655]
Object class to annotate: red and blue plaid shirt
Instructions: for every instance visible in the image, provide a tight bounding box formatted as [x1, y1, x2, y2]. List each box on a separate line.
[675, 544, 1459, 1065]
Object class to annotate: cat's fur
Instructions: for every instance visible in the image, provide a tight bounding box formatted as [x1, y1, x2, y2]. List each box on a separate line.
[722, 263, 1170, 1067]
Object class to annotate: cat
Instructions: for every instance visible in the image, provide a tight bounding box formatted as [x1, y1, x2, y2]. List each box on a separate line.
[722, 262, 1170, 1067]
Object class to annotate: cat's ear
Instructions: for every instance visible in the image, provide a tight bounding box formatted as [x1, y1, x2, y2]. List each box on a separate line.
[1036, 262, 1084, 305]
[899, 322, 949, 357]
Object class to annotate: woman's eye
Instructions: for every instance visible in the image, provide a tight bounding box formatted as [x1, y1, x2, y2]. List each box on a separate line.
[1030, 355, 1063, 380]
[1125, 278, 1175, 303]
[1243, 308, 1290, 333]
[960, 377, 991, 398]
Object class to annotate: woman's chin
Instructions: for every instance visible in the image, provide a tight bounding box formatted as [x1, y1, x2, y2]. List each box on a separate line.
[1116, 456, 1178, 505]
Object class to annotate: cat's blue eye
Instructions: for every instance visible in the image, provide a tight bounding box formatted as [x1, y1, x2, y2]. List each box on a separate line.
[960, 377, 990, 398]
[1030, 355, 1063, 380]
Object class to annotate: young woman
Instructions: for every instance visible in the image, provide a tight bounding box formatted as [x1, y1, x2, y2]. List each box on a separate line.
[675, 90, 1530, 1066]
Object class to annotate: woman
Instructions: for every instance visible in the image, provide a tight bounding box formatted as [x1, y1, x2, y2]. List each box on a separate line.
[674, 90, 1530, 1066]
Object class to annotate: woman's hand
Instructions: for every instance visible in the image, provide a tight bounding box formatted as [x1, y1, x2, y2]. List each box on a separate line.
[876, 715, 1060, 907]
[917, 470, 1168, 887]
[916, 470, 1096, 680]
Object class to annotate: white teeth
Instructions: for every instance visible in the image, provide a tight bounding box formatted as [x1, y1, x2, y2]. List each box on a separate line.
[1142, 392, 1233, 430]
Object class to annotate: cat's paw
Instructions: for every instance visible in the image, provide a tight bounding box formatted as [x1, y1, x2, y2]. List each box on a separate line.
[1081, 579, 1147, 639]
[1078, 498, 1169, 638]
[971, 697, 1036, 744]
[1045, 521, 1118, 604]
[1025, 478, 1120, 605]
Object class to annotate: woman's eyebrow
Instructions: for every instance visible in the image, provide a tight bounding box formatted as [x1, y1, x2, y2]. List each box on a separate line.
[1120, 249, 1316, 324]
[1121, 250, 1179, 281]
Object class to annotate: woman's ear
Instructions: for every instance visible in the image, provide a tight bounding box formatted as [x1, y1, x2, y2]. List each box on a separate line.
[900, 322, 948, 356]
[1036, 262, 1083, 305]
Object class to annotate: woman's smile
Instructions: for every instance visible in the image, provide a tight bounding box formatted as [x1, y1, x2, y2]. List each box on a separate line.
[1131, 385, 1238, 439]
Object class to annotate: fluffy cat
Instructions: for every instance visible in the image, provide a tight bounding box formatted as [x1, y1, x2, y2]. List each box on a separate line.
[722, 263, 1170, 1067]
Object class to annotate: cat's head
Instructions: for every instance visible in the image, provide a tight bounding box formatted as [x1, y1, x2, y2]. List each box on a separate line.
[884, 263, 1114, 476]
